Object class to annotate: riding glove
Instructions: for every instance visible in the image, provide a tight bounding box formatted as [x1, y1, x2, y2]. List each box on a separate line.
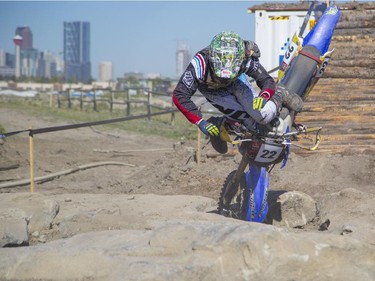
[197, 119, 219, 137]
[253, 90, 273, 111]
[253, 97, 265, 111]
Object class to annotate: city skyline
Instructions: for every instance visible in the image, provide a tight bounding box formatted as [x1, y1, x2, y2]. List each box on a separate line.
[0, 1, 261, 79]
[64, 21, 91, 83]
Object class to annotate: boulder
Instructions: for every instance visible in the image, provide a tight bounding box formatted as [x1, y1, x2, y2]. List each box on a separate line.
[0, 193, 59, 247]
[268, 191, 318, 228]
[0, 220, 374, 281]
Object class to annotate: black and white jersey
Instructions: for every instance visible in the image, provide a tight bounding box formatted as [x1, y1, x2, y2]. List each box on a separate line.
[173, 44, 276, 125]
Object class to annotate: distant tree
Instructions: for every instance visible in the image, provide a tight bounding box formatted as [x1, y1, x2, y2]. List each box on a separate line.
[88, 77, 96, 84]
[125, 76, 139, 87]
[50, 76, 64, 84]
[151, 77, 171, 92]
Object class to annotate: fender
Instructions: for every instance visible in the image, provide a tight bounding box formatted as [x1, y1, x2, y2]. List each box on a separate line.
[278, 6, 341, 100]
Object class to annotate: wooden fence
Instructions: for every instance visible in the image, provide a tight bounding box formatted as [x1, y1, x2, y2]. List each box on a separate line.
[56, 87, 176, 123]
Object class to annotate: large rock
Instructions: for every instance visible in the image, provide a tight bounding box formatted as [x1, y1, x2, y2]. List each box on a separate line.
[0, 193, 59, 247]
[0, 208, 28, 247]
[0, 193, 374, 280]
[0, 221, 374, 281]
[272, 191, 318, 228]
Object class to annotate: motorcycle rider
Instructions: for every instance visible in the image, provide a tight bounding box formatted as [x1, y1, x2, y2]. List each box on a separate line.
[173, 31, 303, 153]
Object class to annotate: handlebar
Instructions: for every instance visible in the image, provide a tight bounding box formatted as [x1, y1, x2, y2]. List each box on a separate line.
[223, 121, 322, 151]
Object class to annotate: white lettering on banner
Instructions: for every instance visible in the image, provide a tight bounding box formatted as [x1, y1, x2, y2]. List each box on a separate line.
[255, 143, 283, 163]
[182, 71, 194, 88]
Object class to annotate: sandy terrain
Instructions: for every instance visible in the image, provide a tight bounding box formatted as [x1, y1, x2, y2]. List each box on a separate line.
[1, 107, 374, 244]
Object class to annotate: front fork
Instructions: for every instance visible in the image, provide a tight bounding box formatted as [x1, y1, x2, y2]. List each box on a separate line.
[244, 165, 269, 222]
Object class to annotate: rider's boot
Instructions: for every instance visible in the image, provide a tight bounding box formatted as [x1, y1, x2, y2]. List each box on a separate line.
[271, 85, 304, 113]
[207, 116, 228, 154]
[278, 85, 304, 112]
[270, 87, 283, 113]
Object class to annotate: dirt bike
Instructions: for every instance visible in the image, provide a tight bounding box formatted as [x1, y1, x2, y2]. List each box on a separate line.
[217, 5, 341, 222]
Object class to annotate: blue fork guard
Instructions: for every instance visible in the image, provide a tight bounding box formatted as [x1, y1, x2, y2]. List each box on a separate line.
[244, 165, 269, 222]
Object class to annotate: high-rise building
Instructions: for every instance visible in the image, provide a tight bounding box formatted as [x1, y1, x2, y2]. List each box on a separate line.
[63, 21, 91, 83]
[176, 43, 190, 78]
[20, 48, 39, 77]
[98, 61, 113, 82]
[6, 53, 15, 68]
[37, 51, 58, 79]
[15, 26, 33, 50]
[0, 49, 14, 78]
[0, 49, 5, 67]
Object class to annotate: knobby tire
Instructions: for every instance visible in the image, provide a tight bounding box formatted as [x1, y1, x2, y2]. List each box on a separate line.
[218, 170, 248, 220]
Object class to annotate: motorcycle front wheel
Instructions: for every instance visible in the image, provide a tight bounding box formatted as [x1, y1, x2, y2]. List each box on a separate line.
[217, 170, 247, 220]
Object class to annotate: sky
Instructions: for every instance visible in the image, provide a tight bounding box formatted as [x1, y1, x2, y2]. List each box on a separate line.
[0, 0, 370, 80]
[0, 0, 266, 79]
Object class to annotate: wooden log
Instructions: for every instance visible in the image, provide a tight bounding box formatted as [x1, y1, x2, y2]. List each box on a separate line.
[337, 20, 375, 29]
[93, 148, 173, 154]
[329, 59, 375, 68]
[330, 53, 375, 61]
[333, 28, 375, 36]
[333, 34, 375, 42]
[339, 11, 375, 22]
[330, 46, 375, 58]
[0, 161, 136, 189]
[324, 67, 375, 79]
[0, 161, 20, 171]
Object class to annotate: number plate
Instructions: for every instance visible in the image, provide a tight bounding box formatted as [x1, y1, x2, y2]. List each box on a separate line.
[254, 143, 283, 163]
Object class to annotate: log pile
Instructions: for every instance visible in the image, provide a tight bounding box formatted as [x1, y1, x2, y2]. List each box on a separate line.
[297, 3, 375, 154]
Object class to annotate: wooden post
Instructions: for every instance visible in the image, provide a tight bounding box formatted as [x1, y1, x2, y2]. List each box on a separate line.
[29, 128, 35, 193]
[170, 97, 175, 126]
[93, 90, 97, 111]
[80, 92, 83, 111]
[68, 90, 72, 109]
[57, 92, 61, 108]
[110, 90, 114, 112]
[126, 89, 131, 116]
[147, 90, 151, 120]
[49, 92, 53, 108]
[197, 127, 201, 165]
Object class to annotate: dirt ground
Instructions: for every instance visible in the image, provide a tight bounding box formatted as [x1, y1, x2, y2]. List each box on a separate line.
[0, 107, 374, 245]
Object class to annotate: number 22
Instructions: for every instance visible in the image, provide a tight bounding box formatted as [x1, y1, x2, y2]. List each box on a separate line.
[260, 149, 277, 159]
